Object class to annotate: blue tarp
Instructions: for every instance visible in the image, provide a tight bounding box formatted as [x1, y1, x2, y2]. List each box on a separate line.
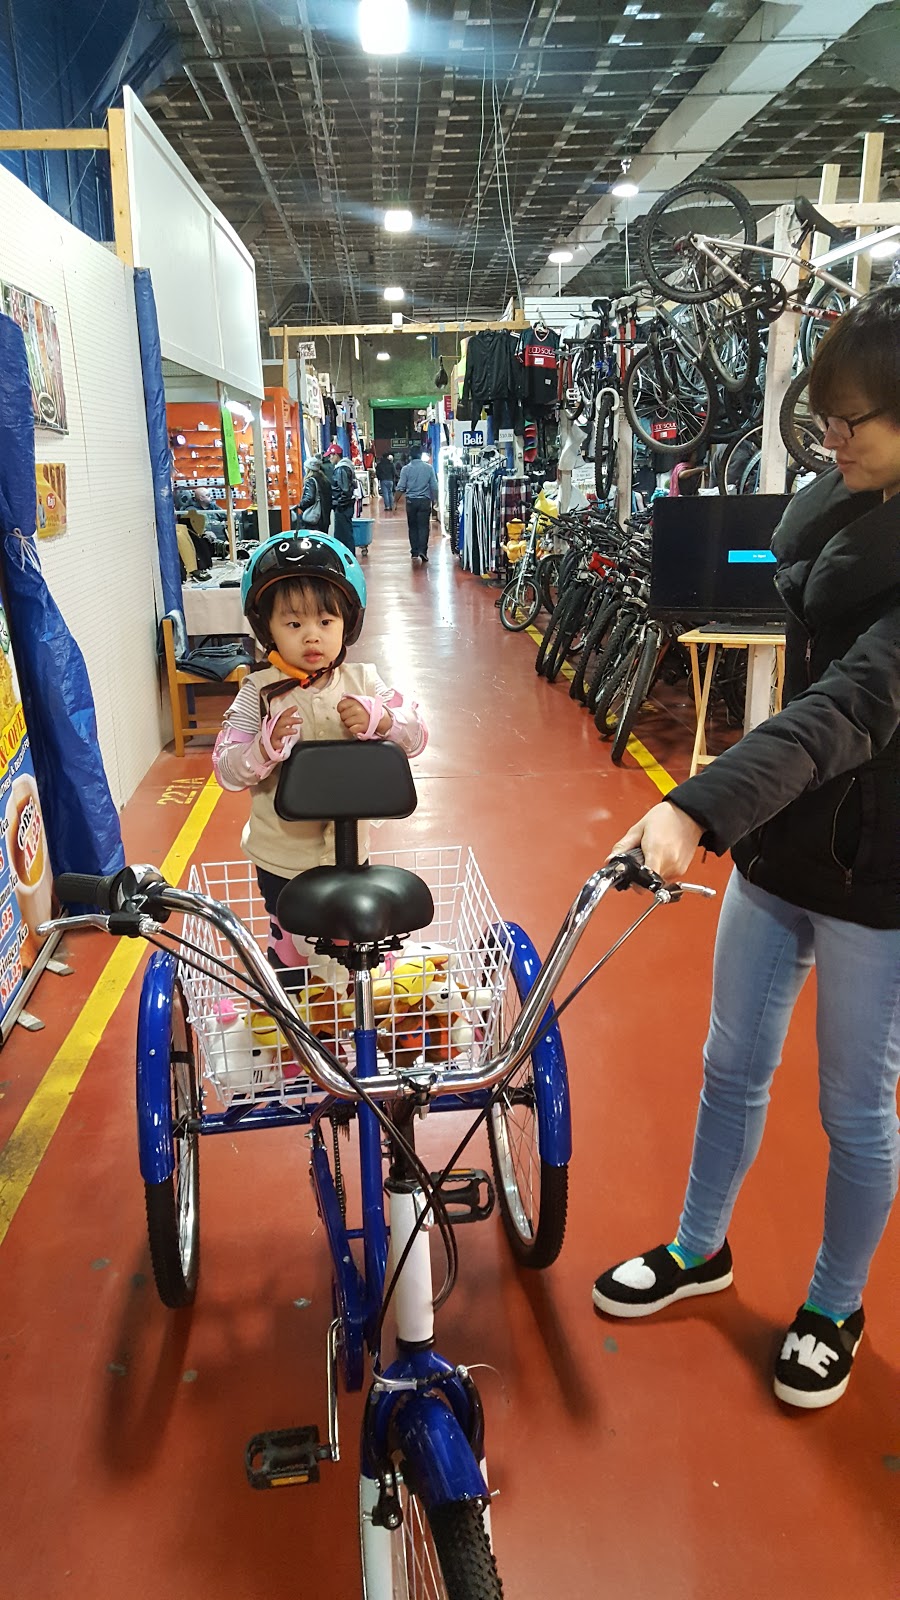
[133, 269, 184, 627]
[0, 315, 124, 876]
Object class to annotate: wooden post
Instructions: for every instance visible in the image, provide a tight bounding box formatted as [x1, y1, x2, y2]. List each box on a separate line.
[106, 108, 134, 267]
[615, 404, 633, 528]
[275, 391, 291, 532]
[813, 164, 841, 262]
[216, 381, 237, 561]
[853, 132, 884, 296]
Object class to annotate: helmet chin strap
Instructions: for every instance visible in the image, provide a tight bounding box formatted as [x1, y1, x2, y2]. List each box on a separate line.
[266, 645, 347, 685]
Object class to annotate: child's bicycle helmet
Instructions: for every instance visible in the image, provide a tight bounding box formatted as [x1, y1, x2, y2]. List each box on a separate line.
[241, 532, 367, 645]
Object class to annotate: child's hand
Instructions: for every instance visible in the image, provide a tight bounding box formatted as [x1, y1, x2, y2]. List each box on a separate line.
[271, 707, 302, 749]
[338, 696, 392, 738]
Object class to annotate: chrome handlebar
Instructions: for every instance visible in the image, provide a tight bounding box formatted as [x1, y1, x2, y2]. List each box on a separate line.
[40, 857, 714, 1103]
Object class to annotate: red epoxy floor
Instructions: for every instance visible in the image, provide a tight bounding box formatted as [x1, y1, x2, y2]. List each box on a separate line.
[1, 509, 897, 1599]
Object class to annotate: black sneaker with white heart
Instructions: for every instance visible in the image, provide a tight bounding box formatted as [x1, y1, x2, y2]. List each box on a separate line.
[773, 1304, 865, 1409]
[592, 1239, 734, 1318]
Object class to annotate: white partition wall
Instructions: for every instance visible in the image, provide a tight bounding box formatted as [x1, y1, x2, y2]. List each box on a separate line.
[123, 86, 265, 400]
[0, 165, 164, 809]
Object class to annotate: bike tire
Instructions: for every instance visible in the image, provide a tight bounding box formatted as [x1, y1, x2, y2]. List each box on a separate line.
[546, 586, 592, 683]
[623, 344, 715, 456]
[534, 588, 573, 675]
[487, 954, 568, 1271]
[499, 574, 540, 632]
[594, 627, 640, 736]
[568, 592, 618, 702]
[593, 392, 617, 501]
[639, 179, 758, 304]
[611, 624, 663, 763]
[360, 1481, 503, 1599]
[144, 980, 200, 1309]
[536, 552, 561, 613]
[583, 598, 629, 712]
[798, 281, 850, 367]
[703, 293, 761, 396]
[716, 423, 763, 495]
[778, 369, 830, 473]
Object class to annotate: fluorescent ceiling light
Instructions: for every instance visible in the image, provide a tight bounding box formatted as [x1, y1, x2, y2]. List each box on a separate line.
[359, 0, 409, 55]
[612, 179, 639, 198]
[383, 286, 405, 301]
[548, 249, 573, 264]
[600, 221, 619, 246]
[870, 238, 900, 259]
[384, 207, 413, 232]
[376, 351, 391, 361]
[416, 334, 428, 340]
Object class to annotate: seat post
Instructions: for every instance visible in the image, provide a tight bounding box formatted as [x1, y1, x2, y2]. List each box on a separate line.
[334, 819, 360, 868]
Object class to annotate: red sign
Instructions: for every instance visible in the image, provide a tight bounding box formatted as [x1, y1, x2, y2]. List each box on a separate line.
[651, 420, 679, 443]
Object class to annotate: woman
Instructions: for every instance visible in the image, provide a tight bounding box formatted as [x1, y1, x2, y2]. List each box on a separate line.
[594, 287, 900, 1410]
[296, 451, 332, 533]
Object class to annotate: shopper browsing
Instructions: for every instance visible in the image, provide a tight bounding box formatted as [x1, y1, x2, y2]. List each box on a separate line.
[594, 286, 900, 1411]
[376, 452, 397, 511]
[326, 442, 357, 553]
[296, 451, 333, 532]
[213, 533, 427, 969]
[395, 447, 439, 563]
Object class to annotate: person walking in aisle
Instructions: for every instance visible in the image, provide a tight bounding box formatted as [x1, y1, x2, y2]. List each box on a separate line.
[396, 447, 439, 564]
[326, 443, 357, 553]
[296, 450, 333, 533]
[592, 287, 900, 1411]
[376, 452, 396, 512]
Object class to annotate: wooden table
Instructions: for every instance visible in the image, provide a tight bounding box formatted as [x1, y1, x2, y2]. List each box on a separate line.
[679, 628, 786, 778]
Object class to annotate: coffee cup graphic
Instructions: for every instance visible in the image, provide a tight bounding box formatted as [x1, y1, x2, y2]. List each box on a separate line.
[5, 775, 52, 967]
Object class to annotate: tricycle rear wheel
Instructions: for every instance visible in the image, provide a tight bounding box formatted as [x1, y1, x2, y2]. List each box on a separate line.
[145, 979, 200, 1308]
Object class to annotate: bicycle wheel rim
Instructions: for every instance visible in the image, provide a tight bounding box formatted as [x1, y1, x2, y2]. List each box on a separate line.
[500, 576, 540, 630]
[640, 180, 757, 303]
[489, 971, 540, 1247]
[625, 346, 714, 455]
[171, 992, 199, 1280]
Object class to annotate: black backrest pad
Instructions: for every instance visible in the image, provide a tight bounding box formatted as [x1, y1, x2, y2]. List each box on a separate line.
[275, 739, 418, 823]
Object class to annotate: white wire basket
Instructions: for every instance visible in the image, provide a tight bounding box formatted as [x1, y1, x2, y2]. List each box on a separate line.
[180, 848, 514, 1108]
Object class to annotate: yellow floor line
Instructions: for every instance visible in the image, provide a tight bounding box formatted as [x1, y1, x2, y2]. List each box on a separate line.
[0, 773, 223, 1248]
[526, 623, 676, 795]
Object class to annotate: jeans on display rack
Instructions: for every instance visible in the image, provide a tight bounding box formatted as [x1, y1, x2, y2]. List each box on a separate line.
[406, 498, 432, 558]
[678, 869, 900, 1317]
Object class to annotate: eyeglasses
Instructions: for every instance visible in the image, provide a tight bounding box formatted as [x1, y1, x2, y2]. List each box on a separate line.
[819, 408, 885, 445]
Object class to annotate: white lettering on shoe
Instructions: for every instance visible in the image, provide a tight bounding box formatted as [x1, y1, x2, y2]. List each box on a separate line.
[781, 1332, 839, 1377]
[611, 1257, 656, 1290]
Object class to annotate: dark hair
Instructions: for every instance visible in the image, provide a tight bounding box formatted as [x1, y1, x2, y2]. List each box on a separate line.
[257, 575, 355, 635]
[808, 286, 900, 423]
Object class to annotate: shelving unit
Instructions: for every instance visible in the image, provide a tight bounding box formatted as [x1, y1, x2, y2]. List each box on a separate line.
[167, 402, 255, 508]
[262, 386, 301, 531]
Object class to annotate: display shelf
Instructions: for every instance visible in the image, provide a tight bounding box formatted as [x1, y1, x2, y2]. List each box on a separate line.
[167, 401, 257, 507]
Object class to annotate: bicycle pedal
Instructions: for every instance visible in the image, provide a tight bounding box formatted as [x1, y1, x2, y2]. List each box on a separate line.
[245, 1425, 328, 1489]
[429, 1168, 495, 1224]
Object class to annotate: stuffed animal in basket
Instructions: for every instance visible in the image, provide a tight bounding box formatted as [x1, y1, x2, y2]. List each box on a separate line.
[369, 946, 495, 1068]
[205, 997, 279, 1091]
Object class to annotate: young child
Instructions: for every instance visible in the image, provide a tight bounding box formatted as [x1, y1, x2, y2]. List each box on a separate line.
[214, 532, 427, 971]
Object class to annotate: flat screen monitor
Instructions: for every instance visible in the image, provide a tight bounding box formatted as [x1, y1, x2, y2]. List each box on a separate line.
[650, 495, 790, 625]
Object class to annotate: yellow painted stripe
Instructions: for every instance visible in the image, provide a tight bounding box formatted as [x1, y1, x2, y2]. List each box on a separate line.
[0, 773, 223, 1247]
[525, 623, 675, 795]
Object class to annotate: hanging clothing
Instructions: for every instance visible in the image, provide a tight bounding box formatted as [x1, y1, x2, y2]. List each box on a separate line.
[461, 330, 525, 429]
[517, 324, 561, 408]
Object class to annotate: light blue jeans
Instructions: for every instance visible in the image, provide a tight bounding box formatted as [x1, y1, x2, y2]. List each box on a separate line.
[679, 869, 900, 1316]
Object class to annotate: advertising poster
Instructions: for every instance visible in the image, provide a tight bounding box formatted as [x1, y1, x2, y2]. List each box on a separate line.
[36, 462, 67, 540]
[0, 281, 68, 433]
[0, 604, 53, 1025]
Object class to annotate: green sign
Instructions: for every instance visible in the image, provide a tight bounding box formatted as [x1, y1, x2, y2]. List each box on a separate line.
[219, 406, 242, 488]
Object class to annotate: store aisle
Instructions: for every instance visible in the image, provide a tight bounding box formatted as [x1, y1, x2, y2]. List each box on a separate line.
[0, 513, 897, 1600]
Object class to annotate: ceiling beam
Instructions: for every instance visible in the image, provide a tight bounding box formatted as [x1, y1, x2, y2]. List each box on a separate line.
[270, 315, 528, 337]
[528, 0, 883, 297]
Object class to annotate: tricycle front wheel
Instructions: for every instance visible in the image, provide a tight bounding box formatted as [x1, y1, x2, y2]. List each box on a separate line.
[144, 978, 201, 1307]
[487, 937, 569, 1268]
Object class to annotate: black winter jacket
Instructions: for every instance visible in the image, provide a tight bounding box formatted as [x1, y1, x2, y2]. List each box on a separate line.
[667, 469, 900, 927]
[297, 459, 332, 531]
[461, 330, 525, 428]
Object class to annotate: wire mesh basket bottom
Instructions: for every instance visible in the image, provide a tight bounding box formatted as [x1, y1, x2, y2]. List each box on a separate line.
[180, 848, 514, 1106]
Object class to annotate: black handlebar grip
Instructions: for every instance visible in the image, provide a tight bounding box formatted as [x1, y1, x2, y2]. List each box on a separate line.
[54, 868, 136, 911]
